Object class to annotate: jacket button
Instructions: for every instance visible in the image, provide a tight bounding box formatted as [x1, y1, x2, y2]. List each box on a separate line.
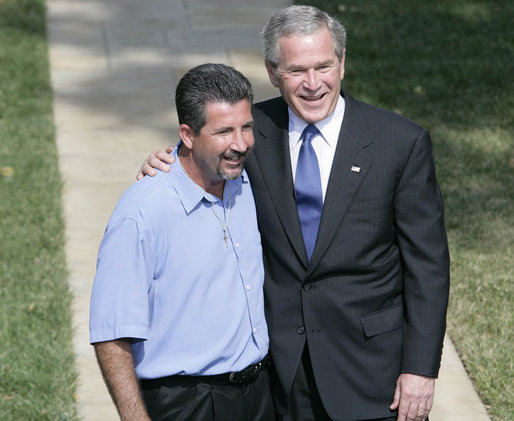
[297, 326, 305, 335]
[303, 283, 311, 291]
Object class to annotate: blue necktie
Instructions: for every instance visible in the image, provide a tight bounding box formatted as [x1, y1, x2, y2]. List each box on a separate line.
[295, 124, 323, 260]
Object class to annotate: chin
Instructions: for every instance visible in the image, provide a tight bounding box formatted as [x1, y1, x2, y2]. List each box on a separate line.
[220, 167, 243, 181]
[296, 107, 330, 123]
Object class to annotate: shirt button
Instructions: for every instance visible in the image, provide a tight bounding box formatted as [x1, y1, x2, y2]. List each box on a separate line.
[246, 284, 251, 290]
[297, 326, 305, 335]
[235, 242, 240, 248]
[253, 328, 257, 333]
[303, 283, 311, 291]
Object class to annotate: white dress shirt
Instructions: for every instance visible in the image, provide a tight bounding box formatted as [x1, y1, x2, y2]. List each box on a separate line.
[288, 95, 345, 201]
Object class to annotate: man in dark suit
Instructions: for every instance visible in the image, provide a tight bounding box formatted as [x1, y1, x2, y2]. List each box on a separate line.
[139, 5, 449, 421]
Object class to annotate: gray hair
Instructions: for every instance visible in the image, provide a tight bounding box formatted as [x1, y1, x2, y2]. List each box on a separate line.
[175, 63, 253, 134]
[262, 5, 347, 69]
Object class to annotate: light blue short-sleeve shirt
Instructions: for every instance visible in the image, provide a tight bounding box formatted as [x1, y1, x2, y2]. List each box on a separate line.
[89, 158, 268, 379]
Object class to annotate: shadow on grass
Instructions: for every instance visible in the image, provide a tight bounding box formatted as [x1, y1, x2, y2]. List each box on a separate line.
[325, 0, 514, 246]
[0, 0, 46, 36]
[339, 1, 513, 127]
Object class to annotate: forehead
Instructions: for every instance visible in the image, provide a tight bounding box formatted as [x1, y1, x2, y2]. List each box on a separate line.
[203, 100, 252, 127]
[277, 27, 337, 66]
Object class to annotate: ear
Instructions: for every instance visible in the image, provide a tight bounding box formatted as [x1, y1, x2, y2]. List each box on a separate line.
[178, 124, 195, 150]
[265, 60, 280, 87]
[339, 49, 346, 81]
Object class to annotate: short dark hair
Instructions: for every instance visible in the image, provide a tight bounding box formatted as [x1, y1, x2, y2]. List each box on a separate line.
[175, 63, 254, 134]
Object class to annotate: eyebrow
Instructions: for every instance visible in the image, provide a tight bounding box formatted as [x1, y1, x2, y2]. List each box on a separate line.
[211, 120, 254, 133]
[283, 59, 336, 71]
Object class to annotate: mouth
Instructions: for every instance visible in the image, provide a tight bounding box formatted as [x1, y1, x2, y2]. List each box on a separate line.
[300, 92, 327, 103]
[222, 151, 247, 166]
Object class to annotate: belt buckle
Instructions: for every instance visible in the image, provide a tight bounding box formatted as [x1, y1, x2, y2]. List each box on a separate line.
[229, 370, 249, 383]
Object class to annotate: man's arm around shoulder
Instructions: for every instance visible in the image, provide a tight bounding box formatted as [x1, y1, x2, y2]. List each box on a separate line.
[94, 339, 151, 421]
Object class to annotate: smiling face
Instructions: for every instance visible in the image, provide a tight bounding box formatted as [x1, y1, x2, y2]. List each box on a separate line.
[266, 26, 345, 124]
[179, 99, 254, 196]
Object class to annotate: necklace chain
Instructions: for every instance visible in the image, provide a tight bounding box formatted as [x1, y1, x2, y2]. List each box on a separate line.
[208, 184, 231, 248]
[179, 157, 231, 248]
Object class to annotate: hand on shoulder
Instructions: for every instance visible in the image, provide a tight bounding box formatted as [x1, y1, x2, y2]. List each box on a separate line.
[136, 145, 176, 180]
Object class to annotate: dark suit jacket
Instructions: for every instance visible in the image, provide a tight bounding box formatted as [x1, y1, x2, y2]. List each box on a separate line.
[245, 91, 450, 420]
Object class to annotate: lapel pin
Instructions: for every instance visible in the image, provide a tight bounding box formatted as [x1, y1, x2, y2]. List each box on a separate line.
[351, 165, 361, 173]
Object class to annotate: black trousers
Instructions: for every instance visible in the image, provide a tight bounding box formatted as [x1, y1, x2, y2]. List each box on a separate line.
[278, 347, 407, 421]
[141, 368, 274, 421]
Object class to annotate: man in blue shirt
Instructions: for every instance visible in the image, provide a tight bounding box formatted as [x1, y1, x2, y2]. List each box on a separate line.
[89, 63, 272, 421]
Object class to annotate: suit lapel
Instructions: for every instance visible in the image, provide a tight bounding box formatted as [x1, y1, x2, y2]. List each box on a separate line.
[307, 93, 374, 274]
[252, 102, 309, 266]
[252, 93, 375, 273]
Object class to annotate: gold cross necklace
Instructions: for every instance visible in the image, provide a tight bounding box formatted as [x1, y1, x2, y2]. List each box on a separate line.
[208, 183, 231, 248]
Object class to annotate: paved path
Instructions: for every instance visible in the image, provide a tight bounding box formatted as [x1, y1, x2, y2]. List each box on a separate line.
[46, 1, 490, 419]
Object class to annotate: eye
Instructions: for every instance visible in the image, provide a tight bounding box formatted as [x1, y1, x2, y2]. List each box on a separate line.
[216, 128, 231, 135]
[318, 65, 332, 73]
[289, 68, 304, 76]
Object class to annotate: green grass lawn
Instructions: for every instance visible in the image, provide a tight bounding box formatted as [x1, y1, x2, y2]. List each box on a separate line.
[301, 0, 513, 419]
[0, 0, 77, 419]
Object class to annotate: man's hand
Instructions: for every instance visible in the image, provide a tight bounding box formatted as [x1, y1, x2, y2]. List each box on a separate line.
[390, 373, 435, 421]
[136, 145, 176, 180]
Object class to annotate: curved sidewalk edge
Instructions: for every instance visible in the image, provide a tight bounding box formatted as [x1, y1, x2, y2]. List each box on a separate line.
[431, 336, 490, 420]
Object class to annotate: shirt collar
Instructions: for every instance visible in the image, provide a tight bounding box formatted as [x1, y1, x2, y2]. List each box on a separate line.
[288, 94, 345, 148]
[168, 145, 245, 214]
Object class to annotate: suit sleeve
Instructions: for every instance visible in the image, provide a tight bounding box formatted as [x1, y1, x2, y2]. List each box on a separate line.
[394, 128, 450, 377]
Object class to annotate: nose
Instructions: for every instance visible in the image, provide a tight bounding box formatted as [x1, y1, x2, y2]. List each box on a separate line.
[303, 68, 320, 90]
[230, 129, 253, 153]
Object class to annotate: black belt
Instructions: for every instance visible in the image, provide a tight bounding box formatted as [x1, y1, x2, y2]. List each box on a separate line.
[141, 355, 271, 388]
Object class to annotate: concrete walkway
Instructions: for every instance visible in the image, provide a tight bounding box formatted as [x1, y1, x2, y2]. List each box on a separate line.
[46, 1, 490, 420]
